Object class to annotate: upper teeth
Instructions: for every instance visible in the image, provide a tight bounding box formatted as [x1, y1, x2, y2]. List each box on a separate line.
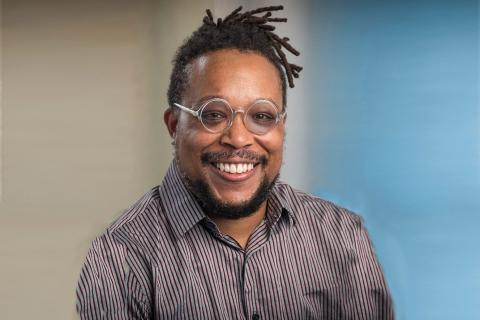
[216, 163, 255, 174]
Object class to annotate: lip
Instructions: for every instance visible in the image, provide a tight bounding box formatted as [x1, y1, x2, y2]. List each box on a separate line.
[209, 162, 259, 182]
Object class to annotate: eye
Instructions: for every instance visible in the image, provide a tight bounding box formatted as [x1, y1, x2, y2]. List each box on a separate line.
[200, 100, 231, 124]
[201, 111, 228, 123]
[252, 112, 275, 122]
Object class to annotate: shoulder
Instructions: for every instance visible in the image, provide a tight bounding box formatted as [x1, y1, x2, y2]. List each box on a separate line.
[273, 181, 367, 250]
[83, 186, 167, 264]
[79, 186, 165, 262]
[275, 181, 363, 229]
[107, 186, 163, 237]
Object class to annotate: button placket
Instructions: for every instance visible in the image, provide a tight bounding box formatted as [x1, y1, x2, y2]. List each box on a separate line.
[242, 252, 260, 319]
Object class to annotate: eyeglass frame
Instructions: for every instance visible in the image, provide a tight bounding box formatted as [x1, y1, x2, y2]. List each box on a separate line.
[173, 97, 286, 135]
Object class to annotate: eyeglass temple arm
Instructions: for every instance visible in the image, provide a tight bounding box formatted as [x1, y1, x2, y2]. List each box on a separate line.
[173, 103, 199, 117]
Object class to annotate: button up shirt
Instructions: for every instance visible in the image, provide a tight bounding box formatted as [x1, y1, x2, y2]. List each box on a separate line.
[76, 162, 394, 319]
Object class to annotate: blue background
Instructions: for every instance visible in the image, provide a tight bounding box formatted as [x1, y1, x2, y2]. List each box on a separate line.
[308, 0, 479, 319]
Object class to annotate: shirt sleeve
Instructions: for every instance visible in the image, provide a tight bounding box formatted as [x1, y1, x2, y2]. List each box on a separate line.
[343, 218, 395, 320]
[76, 233, 151, 319]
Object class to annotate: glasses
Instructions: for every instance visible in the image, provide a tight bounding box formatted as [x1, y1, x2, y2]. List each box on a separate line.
[173, 98, 285, 135]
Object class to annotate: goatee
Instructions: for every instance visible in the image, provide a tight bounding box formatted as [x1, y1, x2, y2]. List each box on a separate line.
[181, 172, 278, 219]
[176, 150, 278, 219]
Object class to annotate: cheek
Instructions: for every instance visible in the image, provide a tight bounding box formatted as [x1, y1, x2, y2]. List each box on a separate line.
[257, 129, 285, 161]
[175, 123, 218, 161]
[176, 114, 198, 136]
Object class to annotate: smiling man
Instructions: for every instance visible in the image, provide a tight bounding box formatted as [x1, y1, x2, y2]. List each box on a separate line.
[77, 6, 394, 319]
[166, 49, 286, 249]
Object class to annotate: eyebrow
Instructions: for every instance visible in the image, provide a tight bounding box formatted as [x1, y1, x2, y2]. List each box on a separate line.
[194, 95, 227, 106]
[194, 95, 281, 109]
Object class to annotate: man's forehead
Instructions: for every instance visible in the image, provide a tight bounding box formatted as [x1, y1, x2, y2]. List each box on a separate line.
[191, 55, 209, 74]
[184, 50, 283, 106]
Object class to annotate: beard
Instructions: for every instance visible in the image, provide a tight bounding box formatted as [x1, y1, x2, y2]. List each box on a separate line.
[176, 150, 279, 219]
[182, 172, 278, 219]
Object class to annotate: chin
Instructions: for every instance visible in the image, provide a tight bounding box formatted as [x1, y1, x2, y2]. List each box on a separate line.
[213, 189, 258, 204]
[182, 170, 279, 220]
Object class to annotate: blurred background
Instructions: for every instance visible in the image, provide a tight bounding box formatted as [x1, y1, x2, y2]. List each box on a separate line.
[0, 0, 478, 319]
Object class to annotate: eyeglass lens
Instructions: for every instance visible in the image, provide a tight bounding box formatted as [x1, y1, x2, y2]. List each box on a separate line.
[200, 100, 279, 134]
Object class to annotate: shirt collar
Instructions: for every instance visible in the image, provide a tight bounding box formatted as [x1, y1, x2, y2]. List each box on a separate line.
[267, 181, 297, 226]
[158, 161, 206, 237]
[158, 161, 297, 237]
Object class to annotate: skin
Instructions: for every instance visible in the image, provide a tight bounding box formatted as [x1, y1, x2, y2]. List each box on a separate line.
[164, 49, 285, 248]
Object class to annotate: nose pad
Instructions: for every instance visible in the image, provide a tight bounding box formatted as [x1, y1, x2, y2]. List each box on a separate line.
[231, 109, 247, 128]
[220, 109, 253, 148]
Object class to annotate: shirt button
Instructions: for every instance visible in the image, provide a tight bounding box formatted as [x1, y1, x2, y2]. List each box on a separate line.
[252, 314, 260, 320]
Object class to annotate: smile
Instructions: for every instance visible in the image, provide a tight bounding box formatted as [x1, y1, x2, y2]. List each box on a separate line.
[214, 162, 256, 174]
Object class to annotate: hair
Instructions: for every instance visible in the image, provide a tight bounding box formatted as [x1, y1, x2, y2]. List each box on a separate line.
[167, 5, 302, 110]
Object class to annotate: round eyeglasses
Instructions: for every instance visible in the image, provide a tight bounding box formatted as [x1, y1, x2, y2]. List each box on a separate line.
[173, 98, 285, 135]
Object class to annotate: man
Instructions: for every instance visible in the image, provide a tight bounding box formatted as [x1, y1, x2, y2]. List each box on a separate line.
[77, 6, 394, 319]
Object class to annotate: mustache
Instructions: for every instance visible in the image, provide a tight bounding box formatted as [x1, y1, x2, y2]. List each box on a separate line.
[201, 149, 267, 165]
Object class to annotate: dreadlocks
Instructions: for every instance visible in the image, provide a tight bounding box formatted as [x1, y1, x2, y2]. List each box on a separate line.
[167, 5, 302, 109]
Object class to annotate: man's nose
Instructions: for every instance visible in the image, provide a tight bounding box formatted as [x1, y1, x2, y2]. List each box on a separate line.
[219, 112, 254, 149]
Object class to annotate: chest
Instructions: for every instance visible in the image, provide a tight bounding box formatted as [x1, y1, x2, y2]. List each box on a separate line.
[150, 227, 352, 320]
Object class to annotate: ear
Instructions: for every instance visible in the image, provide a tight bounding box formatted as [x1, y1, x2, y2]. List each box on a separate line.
[164, 108, 178, 138]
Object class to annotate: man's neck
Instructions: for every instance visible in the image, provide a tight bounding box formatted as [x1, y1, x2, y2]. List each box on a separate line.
[209, 202, 267, 249]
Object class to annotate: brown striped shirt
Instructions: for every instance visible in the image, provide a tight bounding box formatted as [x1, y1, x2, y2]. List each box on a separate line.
[76, 162, 394, 319]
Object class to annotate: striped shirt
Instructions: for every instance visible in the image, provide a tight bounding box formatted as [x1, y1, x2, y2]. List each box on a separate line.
[76, 162, 394, 319]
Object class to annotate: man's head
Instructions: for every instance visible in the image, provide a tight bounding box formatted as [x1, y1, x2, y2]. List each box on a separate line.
[164, 6, 301, 219]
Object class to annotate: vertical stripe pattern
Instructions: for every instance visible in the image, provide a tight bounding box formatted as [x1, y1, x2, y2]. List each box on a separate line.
[76, 162, 394, 319]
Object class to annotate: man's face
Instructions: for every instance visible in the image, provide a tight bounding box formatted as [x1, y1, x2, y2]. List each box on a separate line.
[165, 49, 285, 218]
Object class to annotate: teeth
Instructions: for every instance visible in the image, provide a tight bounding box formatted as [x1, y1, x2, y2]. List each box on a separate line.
[215, 163, 256, 174]
[237, 164, 244, 174]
